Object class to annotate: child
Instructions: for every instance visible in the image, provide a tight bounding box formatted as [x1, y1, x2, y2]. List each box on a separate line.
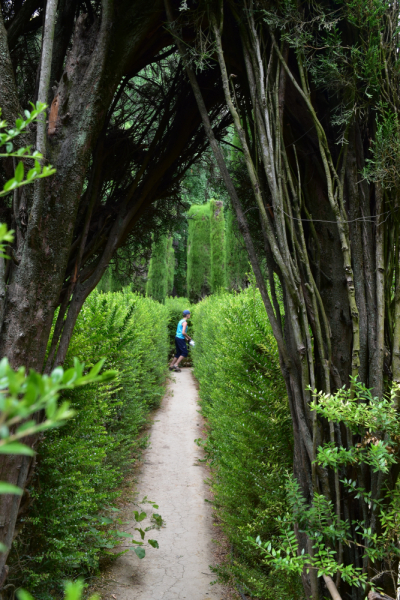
[169, 309, 192, 372]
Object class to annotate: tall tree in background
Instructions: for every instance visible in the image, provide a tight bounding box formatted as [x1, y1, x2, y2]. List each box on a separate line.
[167, 237, 175, 296]
[209, 199, 226, 292]
[165, 0, 400, 598]
[187, 203, 211, 302]
[146, 235, 168, 303]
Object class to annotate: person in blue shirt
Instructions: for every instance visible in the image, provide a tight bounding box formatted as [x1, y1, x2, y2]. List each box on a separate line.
[169, 309, 192, 372]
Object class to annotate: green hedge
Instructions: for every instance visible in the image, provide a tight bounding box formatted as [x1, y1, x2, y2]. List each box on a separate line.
[209, 199, 226, 292]
[192, 289, 303, 599]
[187, 204, 211, 302]
[10, 290, 169, 595]
[167, 237, 175, 296]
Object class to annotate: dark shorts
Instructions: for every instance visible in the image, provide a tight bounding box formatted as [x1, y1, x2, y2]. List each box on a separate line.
[175, 336, 188, 358]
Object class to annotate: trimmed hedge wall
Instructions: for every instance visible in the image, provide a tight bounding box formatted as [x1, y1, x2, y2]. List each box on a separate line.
[209, 199, 226, 292]
[9, 291, 169, 594]
[192, 288, 304, 599]
[167, 237, 175, 296]
[187, 204, 211, 302]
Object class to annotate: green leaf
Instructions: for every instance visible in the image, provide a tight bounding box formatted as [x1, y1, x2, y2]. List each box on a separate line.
[134, 546, 145, 559]
[64, 579, 85, 600]
[134, 510, 147, 522]
[14, 161, 24, 183]
[135, 527, 145, 540]
[152, 513, 163, 526]
[3, 178, 18, 192]
[16, 420, 36, 434]
[0, 482, 23, 495]
[26, 167, 38, 181]
[0, 442, 35, 455]
[17, 590, 34, 600]
[88, 359, 105, 378]
[115, 531, 132, 538]
[148, 539, 159, 549]
[98, 516, 113, 525]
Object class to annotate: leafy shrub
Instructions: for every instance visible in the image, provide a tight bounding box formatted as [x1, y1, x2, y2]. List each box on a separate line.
[192, 288, 304, 599]
[9, 291, 169, 595]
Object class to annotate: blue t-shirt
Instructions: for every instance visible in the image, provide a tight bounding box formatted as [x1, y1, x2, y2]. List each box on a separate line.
[176, 318, 187, 339]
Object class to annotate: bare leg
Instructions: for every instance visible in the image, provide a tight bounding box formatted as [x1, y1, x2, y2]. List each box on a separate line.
[176, 356, 184, 366]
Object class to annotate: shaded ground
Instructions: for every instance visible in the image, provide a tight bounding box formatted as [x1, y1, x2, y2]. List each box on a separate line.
[102, 368, 226, 600]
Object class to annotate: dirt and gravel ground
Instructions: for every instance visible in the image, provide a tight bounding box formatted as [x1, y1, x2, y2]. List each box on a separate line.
[101, 368, 233, 600]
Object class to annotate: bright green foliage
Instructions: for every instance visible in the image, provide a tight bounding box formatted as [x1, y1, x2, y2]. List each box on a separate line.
[164, 296, 192, 355]
[166, 237, 175, 296]
[9, 291, 168, 593]
[186, 204, 211, 302]
[209, 199, 226, 292]
[0, 357, 114, 505]
[250, 380, 400, 592]
[146, 236, 169, 303]
[172, 228, 188, 298]
[17, 578, 96, 600]
[192, 289, 303, 599]
[0, 103, 56, 197]
[225, 210, 248, 291]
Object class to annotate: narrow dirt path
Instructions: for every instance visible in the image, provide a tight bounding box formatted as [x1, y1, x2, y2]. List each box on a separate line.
[106, 368, 224, 600]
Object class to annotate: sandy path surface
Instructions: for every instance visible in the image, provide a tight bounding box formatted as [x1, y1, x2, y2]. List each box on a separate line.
[106, 368, 225, 600]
